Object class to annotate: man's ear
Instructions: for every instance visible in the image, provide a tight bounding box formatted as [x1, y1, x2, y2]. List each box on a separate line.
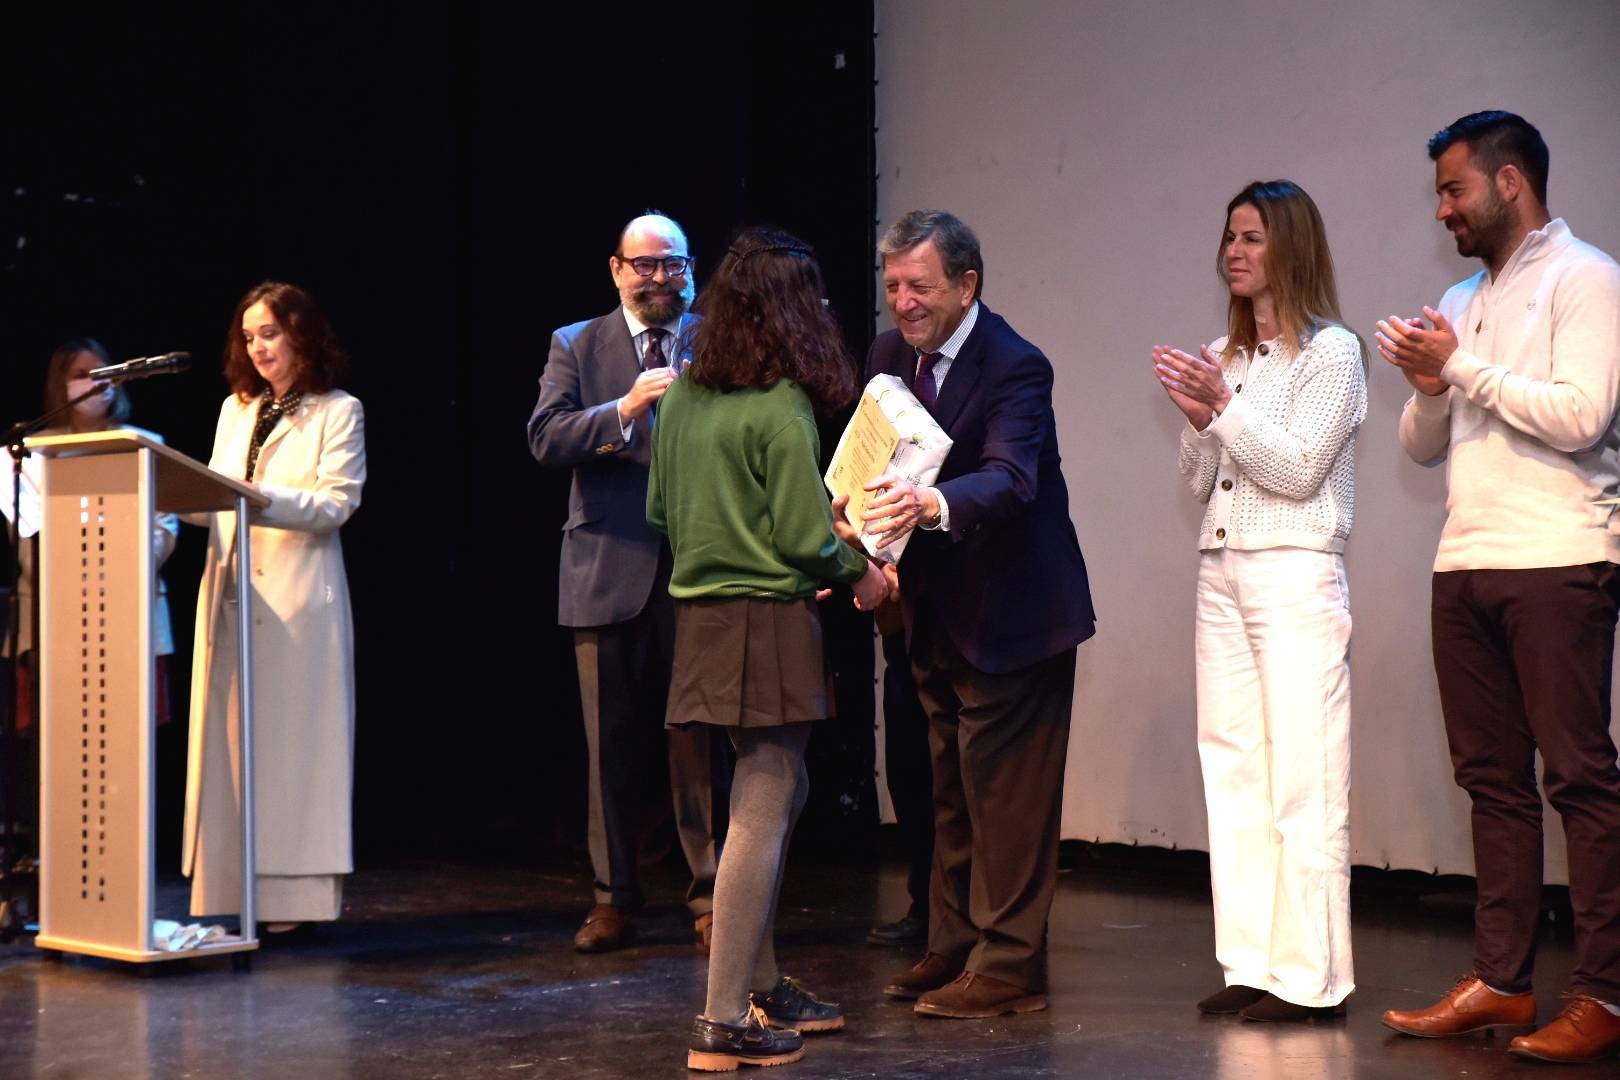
[959, 269, 979, 306]
[1496, 164, 1525, 204]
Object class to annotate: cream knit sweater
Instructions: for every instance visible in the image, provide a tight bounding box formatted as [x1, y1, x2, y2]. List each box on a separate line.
[1399, 219, 1620, 571]
[1180, 324, 1367, 553]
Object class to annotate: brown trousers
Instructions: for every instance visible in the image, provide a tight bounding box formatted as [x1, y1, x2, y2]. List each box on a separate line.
[1432, 564, 1620, 1002]
[910, 617, 1076, 992]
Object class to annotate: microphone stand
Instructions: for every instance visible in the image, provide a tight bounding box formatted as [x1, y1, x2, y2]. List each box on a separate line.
[1, 381, 113, 941]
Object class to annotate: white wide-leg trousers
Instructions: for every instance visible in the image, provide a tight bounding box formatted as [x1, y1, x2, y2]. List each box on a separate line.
[1195, 547, 1354, 1007]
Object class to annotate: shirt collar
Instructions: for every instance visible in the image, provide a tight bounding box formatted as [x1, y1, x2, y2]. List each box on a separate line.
[920, 301, 980, 360]
[622, 306, 686, 341]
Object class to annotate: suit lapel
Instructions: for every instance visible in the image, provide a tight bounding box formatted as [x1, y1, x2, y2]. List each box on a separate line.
[931, 312, 988, 433]
[255, 396, 305, 462]
[598, 305, 643, 391]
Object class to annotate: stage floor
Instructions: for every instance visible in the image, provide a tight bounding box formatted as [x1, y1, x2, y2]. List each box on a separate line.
[0, 850, 1610, 1078]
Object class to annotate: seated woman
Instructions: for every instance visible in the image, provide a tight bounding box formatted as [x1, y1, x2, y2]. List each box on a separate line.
[184, 282, 366, 931]
[13, 340, 181, 727]
[649, 226, 887, 1071]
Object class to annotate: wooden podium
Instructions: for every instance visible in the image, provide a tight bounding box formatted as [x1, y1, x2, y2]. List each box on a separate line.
[24, 430, 268, 964]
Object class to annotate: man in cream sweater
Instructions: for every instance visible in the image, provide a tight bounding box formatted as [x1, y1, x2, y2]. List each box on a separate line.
[1377, 111, 1620, 1065]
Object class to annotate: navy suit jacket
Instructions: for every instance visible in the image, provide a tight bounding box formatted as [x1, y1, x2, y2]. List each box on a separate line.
[528, 306, 695, 627]
[866, 304, 1095, 674]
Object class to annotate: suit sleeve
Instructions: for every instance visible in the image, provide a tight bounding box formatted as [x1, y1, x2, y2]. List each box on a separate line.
[254, 396, 366, 534]
[933, 347, 1053, 536]
[528, 327, 631, 467]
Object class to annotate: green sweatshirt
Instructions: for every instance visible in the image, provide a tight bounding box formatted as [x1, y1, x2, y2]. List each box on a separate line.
[647, 376, 868, 600]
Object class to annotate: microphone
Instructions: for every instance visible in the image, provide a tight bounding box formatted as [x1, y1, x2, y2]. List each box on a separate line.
[87, 351, 192, 382]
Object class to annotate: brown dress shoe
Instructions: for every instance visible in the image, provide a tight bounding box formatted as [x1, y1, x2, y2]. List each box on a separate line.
[694, 911, 714, 955]
[1381, 973, 1535, 1038]
[883, 952, 961, 1000]
[915, 971, 1047, 1019]
[573, 903, 635, 953]
[1508, 996, 1620, 1064]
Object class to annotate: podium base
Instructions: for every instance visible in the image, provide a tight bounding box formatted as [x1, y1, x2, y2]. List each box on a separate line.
[34, 932, 259, 963]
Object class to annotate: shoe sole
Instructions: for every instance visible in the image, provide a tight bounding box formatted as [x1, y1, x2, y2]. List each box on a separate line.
[766, 1015, 843, 1033]
[686, 1046, 807, 1071]
[1381, 1018, 1537, 1039]
[914, 995, 1048, 1019]
[573, 936, 635, 954]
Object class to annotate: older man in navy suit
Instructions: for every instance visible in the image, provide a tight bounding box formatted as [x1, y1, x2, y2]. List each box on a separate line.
[858, 210, 1095, 1018]
[528, 213, 725, 953]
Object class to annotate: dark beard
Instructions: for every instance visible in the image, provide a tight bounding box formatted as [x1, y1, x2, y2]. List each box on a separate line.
[1454, 189, 1514, 264]
[628, 283, 689, 325]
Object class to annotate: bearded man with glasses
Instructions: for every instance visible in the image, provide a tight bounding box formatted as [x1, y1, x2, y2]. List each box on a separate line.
[529, 213, 729, 954]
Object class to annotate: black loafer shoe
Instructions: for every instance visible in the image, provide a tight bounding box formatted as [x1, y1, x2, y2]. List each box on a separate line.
[750, 975, 845, 1033]
[687, 1006, 806, 1071]
[1240, 993, 1347, 1023]
[867, 914, 927, 947]
[1197, 985, 1268, 1014]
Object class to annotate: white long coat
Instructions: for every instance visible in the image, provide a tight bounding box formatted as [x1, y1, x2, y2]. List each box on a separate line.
[182, 390, 365, 911]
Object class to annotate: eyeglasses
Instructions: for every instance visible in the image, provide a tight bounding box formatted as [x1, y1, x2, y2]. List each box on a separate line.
[617, 254, 693, 278]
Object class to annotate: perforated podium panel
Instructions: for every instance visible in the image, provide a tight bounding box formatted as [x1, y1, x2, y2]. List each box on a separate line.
[37, 452, 154, 954]
[27, 432, 261, 964]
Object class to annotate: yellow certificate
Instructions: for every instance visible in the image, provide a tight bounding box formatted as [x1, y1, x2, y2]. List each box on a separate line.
[825, 390, 902, 530]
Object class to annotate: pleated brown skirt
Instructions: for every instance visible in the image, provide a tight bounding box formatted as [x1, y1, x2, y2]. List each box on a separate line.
[666, 595, 830, 727]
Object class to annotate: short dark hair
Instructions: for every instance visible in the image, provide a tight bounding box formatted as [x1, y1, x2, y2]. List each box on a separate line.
[1428, 111, 1549, 204]
[44, 337, 130, 421]
[878, 209, 985, 300]
[225, 281, 350, 400]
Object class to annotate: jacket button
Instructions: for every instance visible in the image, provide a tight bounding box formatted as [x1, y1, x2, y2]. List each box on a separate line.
[1220, 479, 1233, 491]
[1215, 527, 1226, 540]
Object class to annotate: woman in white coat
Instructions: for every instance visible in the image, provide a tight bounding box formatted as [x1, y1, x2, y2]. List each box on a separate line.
[1152, 181, 1366, 1022]
[184, 281, 365, 929]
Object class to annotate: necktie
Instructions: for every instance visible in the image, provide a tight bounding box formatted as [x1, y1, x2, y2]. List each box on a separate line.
[643, 328, 669, 370]
[914, 351, 942, 411]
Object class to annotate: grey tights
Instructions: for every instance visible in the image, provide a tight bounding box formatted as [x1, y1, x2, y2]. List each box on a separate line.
[701, 722, 811, 1023]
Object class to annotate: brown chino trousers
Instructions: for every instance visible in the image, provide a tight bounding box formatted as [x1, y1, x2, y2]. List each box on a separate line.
[910, 617, 1077, 993]
[1432, 563, 1620, 1003]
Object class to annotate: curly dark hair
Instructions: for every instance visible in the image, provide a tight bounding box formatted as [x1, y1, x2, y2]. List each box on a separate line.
[224, 281, 350, 400]
[688, 226, 856, 416]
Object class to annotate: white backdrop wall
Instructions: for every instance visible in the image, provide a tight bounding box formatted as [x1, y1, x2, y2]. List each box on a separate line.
[874, 0, 1620, 880]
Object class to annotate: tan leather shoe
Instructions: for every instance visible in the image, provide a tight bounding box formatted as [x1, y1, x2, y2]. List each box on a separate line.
[572, 903, 635, 953]
[694, 911, 714, 954]
[915, 971, 1047, 1019]
[883, 952, 962, 1000]
[1381, 973, 1535, 1038]
[1508, 996, 1620, 1063]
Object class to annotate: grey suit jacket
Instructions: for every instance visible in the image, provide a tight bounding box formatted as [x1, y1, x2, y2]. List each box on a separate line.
[528, 306, 695, 627]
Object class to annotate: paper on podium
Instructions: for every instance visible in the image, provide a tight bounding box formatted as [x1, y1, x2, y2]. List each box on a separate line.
[824, 374, 954, 564]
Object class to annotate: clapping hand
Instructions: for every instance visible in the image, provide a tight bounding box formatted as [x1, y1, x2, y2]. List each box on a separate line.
[1375, 308, 1455, 397]
[1153, 344, 1232, 428]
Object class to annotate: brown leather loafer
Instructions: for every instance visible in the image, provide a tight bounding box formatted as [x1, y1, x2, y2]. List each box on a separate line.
[915, 971, 1047, 1019]
[883, 952, 962, 1000]
[573, 903, 635, 953]
[694, 911, 714, 955]
[1508, 996, 1620, 1064]
[1381, 973, 1535, 1038]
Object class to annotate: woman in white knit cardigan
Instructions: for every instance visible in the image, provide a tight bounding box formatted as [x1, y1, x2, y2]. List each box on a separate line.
[1153, 180, 1367, 1023]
